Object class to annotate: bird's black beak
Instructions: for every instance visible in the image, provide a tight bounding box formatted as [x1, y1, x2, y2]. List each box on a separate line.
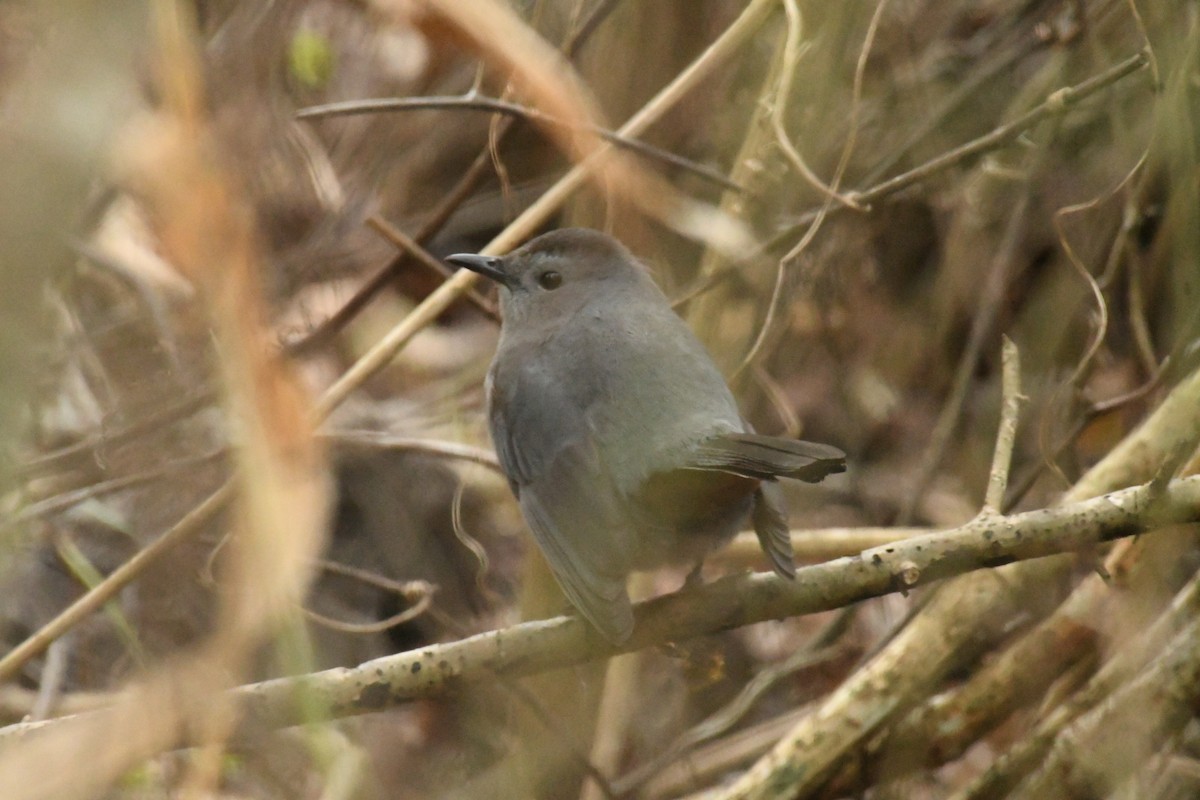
[446, 253, 514, 289]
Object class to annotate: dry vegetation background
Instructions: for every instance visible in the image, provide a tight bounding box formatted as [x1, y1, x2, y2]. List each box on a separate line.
[0, 0, 1197, 798]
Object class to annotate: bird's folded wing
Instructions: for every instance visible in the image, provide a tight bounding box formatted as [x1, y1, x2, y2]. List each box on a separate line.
[518, 439, 634, 642]
[688, 433, 846, 482]
[489, 367, 635, 642]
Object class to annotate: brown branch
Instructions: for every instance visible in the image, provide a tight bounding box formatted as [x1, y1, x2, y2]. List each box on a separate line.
[296, 94, 743, 193]
[764, 48, 1151, 252]
[3, 450, 226, 529]
[3, 475, 1198, 748]
[1010, 613, 1200, 798]
[983, 336, 1022, 514]
[710, 355, 1200, 799]
[363, 215, 499, 320]
[954, 565, 1200, 800]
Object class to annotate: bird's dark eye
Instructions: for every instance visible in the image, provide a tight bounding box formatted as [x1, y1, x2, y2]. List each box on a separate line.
[537, 271, 563, 290]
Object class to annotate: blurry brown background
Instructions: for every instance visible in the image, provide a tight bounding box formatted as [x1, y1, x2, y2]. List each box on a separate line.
[0, 1, 1195, 798]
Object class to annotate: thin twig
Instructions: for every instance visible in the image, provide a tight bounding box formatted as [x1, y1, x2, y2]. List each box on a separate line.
[53, 534, 145, 667]
[983, 337, 1022, 514]
[898, 167, 1038, 524]
[643, 707, 811, 799]
[328, 431, 502, 472]
[846, 49, 1150, 210]
[297, 94, 743, 193]
[1126, 238, 1158, 375]
[16, 390, 214, 479]
[29, 637, 72, 723]
[764, 48, 1151, 249]
[858, 34, 1036, 189]
[302, 578, 434, 635]
[734, 0, 886, 375]
[315, 560, 421, 595]
[1002, 357, 1170, 511]
[613, 640, 856, 796]
[3, 450, 226, 530]
[449, 475, 497, 607]
[1031, 152, 1152, 494]
[767, 0, 859, 209]
[751, 363, 801, 438]
[363, 216, 499, 320]
[1053, 152, 1148, 392]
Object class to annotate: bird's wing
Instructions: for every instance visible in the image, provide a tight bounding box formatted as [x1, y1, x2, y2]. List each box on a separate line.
[488, 367, 635, 642]
[518, 439, 634, 641]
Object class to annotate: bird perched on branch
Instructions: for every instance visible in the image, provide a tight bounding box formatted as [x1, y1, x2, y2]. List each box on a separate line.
[448, 229, 845, 642]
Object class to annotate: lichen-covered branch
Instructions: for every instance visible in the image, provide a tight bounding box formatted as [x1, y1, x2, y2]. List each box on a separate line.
[2, 476, 1198, 753]
[1011, 613, 1200, 798]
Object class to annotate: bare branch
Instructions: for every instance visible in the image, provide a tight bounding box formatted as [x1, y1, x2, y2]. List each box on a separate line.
[297, 94, 743, 193]
[983, 336, 1022, 514]
[954, 565, 1200, 800]
[766, 48, 1151, 248]
[3, 475, 1198, 750]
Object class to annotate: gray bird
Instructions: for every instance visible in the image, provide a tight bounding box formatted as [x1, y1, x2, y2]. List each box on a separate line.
[447, 229, 844, 642]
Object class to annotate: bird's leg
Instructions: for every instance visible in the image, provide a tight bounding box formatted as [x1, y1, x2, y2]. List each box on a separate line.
[683, 559, 706, 588]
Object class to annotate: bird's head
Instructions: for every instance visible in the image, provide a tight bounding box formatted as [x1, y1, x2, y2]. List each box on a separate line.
[446, 228, 653, 324]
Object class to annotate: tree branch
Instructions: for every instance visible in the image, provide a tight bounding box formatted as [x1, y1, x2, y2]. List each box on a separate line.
[983, 336, 1022, 513]
[712, 356, 1200, 799]
[296, 94, 743, 193]
[3, 476, 1198, 748]
[954, 564, 1200, 800]
[764, 48, 1151, 250]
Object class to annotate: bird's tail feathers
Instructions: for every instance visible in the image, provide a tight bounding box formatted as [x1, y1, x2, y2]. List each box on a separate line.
[689, 433, 846, 483]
